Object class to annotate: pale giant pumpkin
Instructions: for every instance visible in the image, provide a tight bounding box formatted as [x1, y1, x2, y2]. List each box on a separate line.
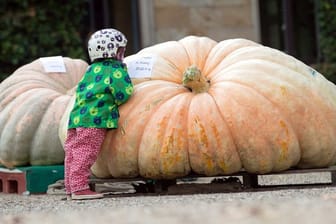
[60, 36, 336, 179]
[0, 57, 87, 167]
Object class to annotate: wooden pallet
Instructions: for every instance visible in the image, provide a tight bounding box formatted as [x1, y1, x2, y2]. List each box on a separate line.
[240, 166, 336, 188]
[89, 166, 336, 196]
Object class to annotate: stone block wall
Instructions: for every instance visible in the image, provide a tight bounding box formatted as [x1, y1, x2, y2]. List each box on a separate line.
[139, 0, 260, 46]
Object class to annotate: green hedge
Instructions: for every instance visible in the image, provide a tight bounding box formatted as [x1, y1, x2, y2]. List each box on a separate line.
[0, 0, 89, 81]
[315, 0, 336, 81]
[317, 0, 336, 62]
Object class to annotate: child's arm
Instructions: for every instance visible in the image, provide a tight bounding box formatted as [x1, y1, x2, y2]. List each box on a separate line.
[110, 67, 134, 106]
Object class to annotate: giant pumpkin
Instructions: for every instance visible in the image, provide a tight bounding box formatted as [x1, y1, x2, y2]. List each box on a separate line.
[60, 36, 336, 179]
[0, 57, 87, 167]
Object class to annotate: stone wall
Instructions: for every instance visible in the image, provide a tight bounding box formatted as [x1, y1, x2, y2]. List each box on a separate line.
[139, 0, 260, 47]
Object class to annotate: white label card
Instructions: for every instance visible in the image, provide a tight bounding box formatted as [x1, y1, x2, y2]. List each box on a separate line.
[125, 55, 156, 78]
[40, 56, 66, 73]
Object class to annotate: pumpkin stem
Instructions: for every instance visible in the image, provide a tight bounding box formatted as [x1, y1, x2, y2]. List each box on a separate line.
[182, 65, 210, 93]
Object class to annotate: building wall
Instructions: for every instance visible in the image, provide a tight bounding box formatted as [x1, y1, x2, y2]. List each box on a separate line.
[139, 0, 260, 47]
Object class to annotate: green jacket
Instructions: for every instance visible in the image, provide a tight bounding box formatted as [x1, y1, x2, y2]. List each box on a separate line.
[68, 59, 133, 129]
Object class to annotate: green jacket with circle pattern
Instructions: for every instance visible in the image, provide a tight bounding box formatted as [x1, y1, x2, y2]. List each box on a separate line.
[68, 59, 133, 129]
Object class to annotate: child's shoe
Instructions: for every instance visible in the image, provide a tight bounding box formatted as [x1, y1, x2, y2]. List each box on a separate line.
[71, 189, 104, 200]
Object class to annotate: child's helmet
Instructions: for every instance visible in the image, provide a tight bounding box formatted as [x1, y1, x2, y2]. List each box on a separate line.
[88, 28, 127, 62]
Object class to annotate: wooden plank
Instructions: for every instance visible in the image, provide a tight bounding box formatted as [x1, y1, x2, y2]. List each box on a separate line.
[258, 166, 336, 175]
[89, 166, 336, 195]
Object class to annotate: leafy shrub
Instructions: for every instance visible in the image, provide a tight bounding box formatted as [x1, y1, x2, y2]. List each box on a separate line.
[315, 0, 336, 82]
[0, 0, 89, 81]
[317, 0, 336, 63]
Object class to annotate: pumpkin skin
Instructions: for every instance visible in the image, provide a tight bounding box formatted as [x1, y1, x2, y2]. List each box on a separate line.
[0, 57, 87, 167]
[60, 36, 336, 179]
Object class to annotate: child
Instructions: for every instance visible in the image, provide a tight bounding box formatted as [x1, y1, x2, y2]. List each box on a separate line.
[64, 28, 134, 200]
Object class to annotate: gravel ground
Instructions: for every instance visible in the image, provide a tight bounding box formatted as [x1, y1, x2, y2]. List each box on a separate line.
[1, 173, 336, 223]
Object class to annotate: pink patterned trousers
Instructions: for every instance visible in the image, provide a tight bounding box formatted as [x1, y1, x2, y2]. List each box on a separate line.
[64, 127, 107, 194]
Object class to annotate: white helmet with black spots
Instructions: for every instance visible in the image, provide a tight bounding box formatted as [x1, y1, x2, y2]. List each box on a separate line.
[87, 28, 127, 62]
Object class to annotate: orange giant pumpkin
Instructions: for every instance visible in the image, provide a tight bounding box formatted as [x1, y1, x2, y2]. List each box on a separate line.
[0, 57, 87, 167]
[60, 36, 336, 179]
